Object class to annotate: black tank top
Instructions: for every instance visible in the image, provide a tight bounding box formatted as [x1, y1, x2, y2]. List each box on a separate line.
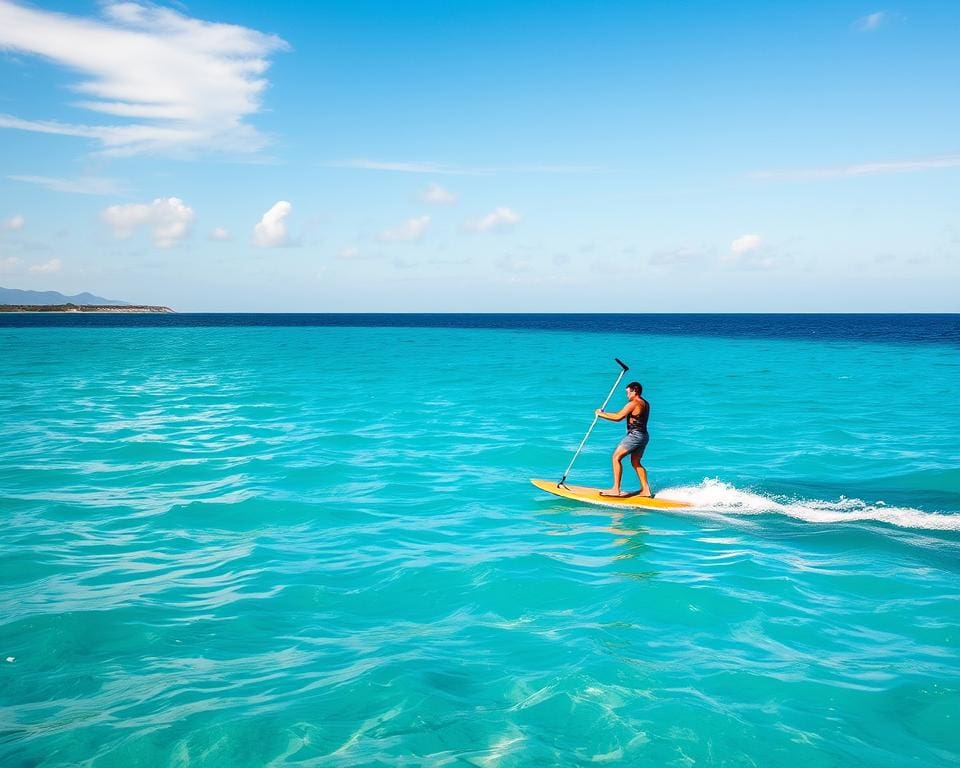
[627, 402, 649, 433]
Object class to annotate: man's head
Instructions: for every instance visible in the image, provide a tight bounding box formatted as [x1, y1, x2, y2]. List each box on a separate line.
[626, 381, 643, 398]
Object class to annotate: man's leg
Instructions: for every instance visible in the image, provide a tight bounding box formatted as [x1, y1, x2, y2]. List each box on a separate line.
[603, 447, 630, 495]
[631, 451, 652, 497]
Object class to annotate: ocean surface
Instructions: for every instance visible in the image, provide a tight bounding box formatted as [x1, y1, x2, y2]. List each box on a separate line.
[1, 314, 958, 767]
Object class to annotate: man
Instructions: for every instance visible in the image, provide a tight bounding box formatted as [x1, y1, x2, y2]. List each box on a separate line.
[595, 381, 652, 497]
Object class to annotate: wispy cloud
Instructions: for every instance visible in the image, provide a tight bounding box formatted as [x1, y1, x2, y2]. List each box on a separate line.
[465, 207, 521, 233]
[749, 153, 960, 181]
[335, 246, 386, 261]
[102, 197, 194, 247]
[730, 234, 763, 255]
[0, 256, 22, 273]
[328, 158, 602, 175]
[419, 183, 458, 205]
[2, 213, 25, 230]
[379, 215, 430, 243]
[8, 174, 124, 195]
[29, 257, 62, 274]
[649, 247, 712, 267]
[723, 234, 786, 270]
[854, 11, 890, 31]
[0, 0, 288, 157]
[253, 201, 293, 247]
[511, 164, 604, 173]
[497, 254, 531, 273]
[208, 227, 232, 242]
[331, 159, 477, 175]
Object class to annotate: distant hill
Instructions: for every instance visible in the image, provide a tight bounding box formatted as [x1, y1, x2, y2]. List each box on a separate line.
[0, 287, 129, 306]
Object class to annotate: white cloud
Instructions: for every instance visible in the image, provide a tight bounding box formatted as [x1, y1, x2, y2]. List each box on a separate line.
[209, 227, 232, 241]
[0, 0, 288, 157]
[102, 197, 195, 247]
[29, 258, 62, 274]
[854, 11, 889, 31]
[379, 215, 430, 243]
[8, 174, 124, 195]
[336, 246, 361, 260]
[253, 201, 292, 247]
[724, 234, 786, 270]
[419, 183, 458, 205]
[750, 153, 960, 181]
[465, 207, 521, 233]
[2, 214, 25, 230]
[0, 256, 21, 273]
[730, 234, 763, 255]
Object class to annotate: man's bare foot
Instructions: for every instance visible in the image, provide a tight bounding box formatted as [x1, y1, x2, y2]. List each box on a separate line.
[637, 491, 653, 498]
[599, 489, 630, 497]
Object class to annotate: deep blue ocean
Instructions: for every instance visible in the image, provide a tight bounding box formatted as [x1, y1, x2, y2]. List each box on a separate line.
[1, 314, 958, 766]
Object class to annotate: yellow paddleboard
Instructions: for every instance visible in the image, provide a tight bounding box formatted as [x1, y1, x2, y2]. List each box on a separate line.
[530, 478, 693, 510]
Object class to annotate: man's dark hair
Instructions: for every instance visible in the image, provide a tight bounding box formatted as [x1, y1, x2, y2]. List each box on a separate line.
[627, 381, 643, 395]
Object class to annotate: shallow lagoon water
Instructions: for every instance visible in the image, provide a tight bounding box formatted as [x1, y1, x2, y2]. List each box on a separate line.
[1, 315, 958, 766]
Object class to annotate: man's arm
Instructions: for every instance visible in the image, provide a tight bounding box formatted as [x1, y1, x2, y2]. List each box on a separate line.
[595, 403, 633, 421]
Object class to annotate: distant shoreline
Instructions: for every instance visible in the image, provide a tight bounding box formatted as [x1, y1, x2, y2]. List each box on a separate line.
[0, 304, 174, 313]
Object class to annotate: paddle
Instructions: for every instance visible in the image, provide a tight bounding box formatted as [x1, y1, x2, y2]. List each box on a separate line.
[558, 358, 629, 488]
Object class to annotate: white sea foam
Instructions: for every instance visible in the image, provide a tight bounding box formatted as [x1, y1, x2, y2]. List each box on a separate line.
[659, 479, 960, 532]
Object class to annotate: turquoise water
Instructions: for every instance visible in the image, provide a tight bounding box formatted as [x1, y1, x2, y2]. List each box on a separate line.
[1, 317, 958, 767]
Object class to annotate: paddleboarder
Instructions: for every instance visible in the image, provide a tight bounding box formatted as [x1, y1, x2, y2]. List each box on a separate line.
[595, 381, 652, 497]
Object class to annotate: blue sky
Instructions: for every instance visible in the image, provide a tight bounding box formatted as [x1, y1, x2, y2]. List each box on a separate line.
[0, 0, 957, 311]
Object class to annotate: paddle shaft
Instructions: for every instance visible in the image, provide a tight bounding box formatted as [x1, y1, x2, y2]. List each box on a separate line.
[559, 358, 629, 487]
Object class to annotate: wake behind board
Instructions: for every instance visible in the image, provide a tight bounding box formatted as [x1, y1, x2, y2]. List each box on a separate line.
[531, 478, 693, 510]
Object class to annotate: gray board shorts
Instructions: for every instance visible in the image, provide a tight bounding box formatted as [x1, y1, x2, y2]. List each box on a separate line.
[617, 430, 649, 457]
